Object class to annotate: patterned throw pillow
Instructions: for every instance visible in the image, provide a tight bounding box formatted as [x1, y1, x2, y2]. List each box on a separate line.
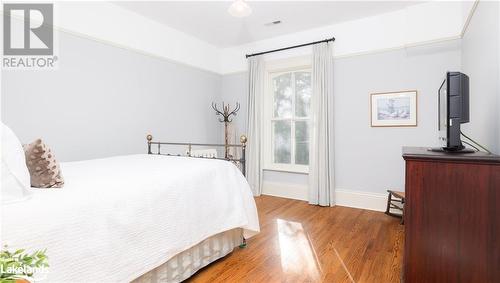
[23, 139, 64, 188]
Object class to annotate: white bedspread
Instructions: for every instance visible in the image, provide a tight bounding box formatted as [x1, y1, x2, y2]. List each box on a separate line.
[1, 155, 259, 282]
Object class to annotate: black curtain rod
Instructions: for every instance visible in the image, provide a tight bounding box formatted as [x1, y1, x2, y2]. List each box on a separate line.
[245, 37, 335, 58]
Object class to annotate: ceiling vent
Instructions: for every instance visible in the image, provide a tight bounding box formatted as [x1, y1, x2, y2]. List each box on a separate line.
[264, 20, 282, 27]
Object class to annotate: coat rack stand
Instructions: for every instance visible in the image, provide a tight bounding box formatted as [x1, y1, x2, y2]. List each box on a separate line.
[211, 102, 240, 158]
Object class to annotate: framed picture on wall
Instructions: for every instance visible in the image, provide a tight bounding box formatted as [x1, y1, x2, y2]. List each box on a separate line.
[370, 90, 418, 127]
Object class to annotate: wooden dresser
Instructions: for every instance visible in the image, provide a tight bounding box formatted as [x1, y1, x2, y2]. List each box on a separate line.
[402, 147, 500, 283]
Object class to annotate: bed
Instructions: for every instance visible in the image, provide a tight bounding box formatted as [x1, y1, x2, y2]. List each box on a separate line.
[1, 143, 259, 282]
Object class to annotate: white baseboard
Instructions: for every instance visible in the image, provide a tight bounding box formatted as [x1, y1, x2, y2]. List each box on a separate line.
[334, 189, 387, 212]
[261, 182, 387, 212]
[262, 181, 308, 201]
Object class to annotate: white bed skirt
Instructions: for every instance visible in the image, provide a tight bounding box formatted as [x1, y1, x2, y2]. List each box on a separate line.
[132, 228, 242, 283]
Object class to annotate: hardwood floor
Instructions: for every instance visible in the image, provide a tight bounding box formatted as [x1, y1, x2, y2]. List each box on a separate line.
[189, 195, 404, 283]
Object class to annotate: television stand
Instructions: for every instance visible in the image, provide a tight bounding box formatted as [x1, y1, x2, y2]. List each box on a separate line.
[402, 147, 500, 282]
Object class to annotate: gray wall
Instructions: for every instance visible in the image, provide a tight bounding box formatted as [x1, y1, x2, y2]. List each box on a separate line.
[334, 40, 460, 193]
[2, 30, 222, 162]
[461, 1, 500, 154]
[216, 73, 248, 144]
[221, 40, 462, 193]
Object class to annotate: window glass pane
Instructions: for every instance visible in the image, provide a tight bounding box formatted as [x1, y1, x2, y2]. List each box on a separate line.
[273, 73, 292, 118]
[295, 121, 309, 165]
[295, 72, 311, 117]
[273, 120, 291, 164]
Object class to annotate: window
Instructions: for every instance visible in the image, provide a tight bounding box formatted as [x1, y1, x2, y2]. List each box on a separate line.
[264, 66, 311, 173]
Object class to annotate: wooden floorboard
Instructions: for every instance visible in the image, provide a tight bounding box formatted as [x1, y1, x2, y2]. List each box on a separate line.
[188, 195, 404, 283]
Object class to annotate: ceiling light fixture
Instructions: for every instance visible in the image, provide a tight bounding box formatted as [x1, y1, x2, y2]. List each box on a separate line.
[228, 0, 252, 18]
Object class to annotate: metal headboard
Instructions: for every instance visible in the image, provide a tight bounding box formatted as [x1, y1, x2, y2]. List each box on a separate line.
[146, 134, 247, 177]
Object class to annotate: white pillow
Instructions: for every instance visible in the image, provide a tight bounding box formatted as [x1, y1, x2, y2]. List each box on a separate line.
[1, 122, 32, 204]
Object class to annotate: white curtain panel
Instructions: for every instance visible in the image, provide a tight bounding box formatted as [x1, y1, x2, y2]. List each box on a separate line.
[309, 42, 335, 206]
[246, 56, 265, 196]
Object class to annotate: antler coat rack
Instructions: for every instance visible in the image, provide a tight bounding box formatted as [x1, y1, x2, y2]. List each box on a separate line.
[212, 102, 240, 158]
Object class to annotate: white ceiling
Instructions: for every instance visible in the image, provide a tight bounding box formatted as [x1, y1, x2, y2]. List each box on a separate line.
[113, 1, 423, 48]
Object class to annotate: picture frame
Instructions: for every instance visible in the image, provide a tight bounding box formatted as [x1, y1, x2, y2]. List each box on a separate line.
[370, 90, 418, 127]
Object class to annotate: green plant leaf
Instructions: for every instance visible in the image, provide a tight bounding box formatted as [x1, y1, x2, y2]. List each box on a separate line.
[0, 247, 49, 281]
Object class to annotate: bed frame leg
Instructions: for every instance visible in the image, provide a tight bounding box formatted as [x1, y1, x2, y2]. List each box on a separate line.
[239, 237, 247, 248]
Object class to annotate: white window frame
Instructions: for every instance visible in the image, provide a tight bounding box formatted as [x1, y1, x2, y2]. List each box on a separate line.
[263, 57, 311, 174]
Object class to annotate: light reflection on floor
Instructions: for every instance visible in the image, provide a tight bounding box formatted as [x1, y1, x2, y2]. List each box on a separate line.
[277, 218, 321, 281]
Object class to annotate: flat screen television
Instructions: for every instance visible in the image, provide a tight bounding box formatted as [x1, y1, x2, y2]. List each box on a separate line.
[436, 71, 471, 152]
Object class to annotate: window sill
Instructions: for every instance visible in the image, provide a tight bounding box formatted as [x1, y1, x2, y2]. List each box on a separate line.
[263, 165, 309, 174]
